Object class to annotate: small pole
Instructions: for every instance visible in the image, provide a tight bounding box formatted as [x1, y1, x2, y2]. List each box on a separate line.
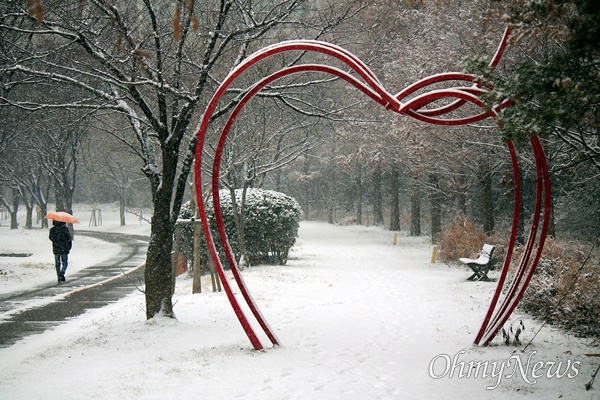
[210, 257, 221, 292]
[431, 245, 438, 263]
[209, 257, 217, 292]
[393, 232, 398, 245]
[192, 219, 202, 294]
[89, 209, 97, 227]
[171, 224, 183, 295]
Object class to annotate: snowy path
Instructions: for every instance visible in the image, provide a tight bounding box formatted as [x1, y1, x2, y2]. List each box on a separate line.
[0, 222, 595, 400]
[0, 231, 147, 347]
[237, 223, 493, 399]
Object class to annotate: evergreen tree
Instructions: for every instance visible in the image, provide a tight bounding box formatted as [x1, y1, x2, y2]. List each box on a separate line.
[473, 0, 600, 171]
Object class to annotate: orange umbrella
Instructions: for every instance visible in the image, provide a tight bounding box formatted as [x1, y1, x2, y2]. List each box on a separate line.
[44, 211, 80, 224]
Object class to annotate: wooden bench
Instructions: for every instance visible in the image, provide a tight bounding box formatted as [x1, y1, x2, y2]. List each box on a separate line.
[459, 243, 495, 281]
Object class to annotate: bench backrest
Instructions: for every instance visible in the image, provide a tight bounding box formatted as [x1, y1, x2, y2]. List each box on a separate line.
[482, 243, 495, 260]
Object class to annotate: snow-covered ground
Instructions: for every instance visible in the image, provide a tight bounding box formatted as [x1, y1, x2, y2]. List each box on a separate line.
[0, 205, 597, 399]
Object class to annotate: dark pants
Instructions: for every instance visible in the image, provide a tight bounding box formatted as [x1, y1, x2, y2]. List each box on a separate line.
[54, 253, 68, 276]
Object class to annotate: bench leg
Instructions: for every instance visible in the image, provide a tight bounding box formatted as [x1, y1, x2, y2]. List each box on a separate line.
[472, 266, 491, 281]
[466, 264, 490, 281]
[477, 266, 491, 281]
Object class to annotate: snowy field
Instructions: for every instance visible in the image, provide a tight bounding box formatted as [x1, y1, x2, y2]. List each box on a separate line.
[0, 205, 597, 400]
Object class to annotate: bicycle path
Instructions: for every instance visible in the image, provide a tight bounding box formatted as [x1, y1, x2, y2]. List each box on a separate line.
[0, 231, 148, 348]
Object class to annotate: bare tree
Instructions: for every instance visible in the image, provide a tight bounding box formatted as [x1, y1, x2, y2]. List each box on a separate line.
[0, 0, 363, 319]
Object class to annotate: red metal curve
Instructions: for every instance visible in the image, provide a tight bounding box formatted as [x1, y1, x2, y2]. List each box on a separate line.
[395, 72, 477, 99]
[395, 27, 512, 118]
[490, 28, 512, 69]
[237, 40, 400, 110]
[207, 65, 373, 347]
[474, 140, 521, 344]
[399, 87, 495, 126]
[485, 136, 545, 328]
[400, 87, 487, 111]
[416, 86, 492, 117]
[478, 136, 551, 345]
[208, 64, 496, 348]
[404, 99, 513, 126]
[194, 28, 549, 350]
[207, 64, 495, 347]
[193, 42, 407, 350]
[484, 143, 544, 331]
[259, 39, 384, 85]
[194, 80, 265, 351]
[210, 63, 423, 349]
[192, 182, 264, 350]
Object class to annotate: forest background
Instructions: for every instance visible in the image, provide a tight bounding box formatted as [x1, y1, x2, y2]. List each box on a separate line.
[0, 0, 598, 327]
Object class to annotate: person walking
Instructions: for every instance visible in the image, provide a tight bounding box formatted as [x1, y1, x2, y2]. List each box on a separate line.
[49, 220, 72, 282]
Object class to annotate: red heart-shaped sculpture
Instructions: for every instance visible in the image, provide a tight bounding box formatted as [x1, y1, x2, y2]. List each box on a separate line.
[193, 28, 551, 350]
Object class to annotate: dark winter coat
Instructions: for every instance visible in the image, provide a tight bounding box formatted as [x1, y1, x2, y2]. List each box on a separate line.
[49, 222, 72, 255]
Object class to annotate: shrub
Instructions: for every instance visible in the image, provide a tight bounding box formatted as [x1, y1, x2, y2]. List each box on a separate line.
[179, 188, 301, 266]
[438, 215, 486, 262]
[518, 238, 600, 339]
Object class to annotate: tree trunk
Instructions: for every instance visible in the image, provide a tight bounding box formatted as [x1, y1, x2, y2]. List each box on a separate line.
[54, 182, 65, 212]
[516, 171, 525, 245]
[410, 181, 421, 236]
[547, 199, 556, 238]
[144, 143, 178, 319]
[373, 161, 384, 226]
[457, 174, 467, 216]
[327, 162, 335, 224]
[303, 154, 310, 221]
[429, 173, 442, 243]
[24, 205, 32, 229]
[356, 164, 363, 225]
[120, 185, 126, 226]
[192, 222, 203, 294]
[389, 165, 400, 231]
[327, 200, 334, 224]
[40, 201, 48, 229]
[145, 207, 174, 319]
[597, 194, 600, 240]
[230, 183, 250, 267]
[10, 188, 19, 229]
[39, 180, 51, 229]
[24, 194, 33, 229]
[478, 160, 495, 235]
[274, 168, 283, 192]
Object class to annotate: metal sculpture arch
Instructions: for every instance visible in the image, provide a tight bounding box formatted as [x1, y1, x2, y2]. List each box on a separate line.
[193, 28, 551, 351]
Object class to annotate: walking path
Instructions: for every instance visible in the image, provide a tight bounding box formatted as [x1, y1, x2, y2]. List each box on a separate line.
[0, 231, 148, 348]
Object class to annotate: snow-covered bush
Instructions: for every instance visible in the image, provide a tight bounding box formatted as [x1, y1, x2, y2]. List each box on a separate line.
[518, 238, 600, 339]
[179, 189, 301, 266]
